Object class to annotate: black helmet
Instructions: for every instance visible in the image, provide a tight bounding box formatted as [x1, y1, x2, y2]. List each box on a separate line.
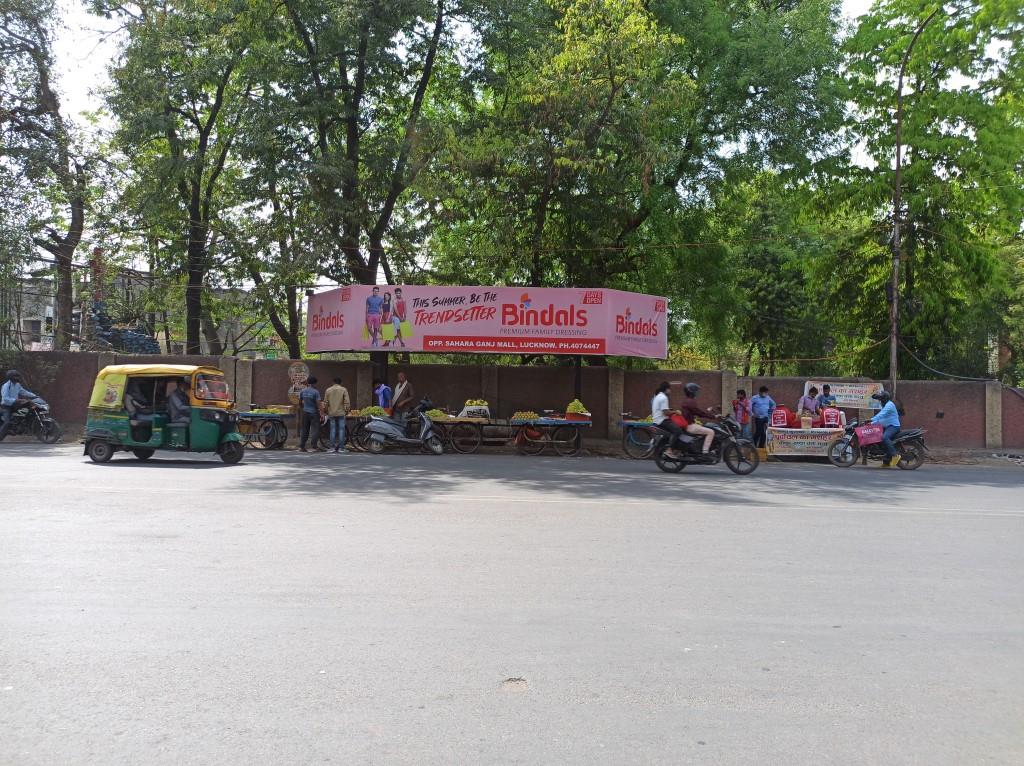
[871, 389, 891, 403]
[684, 382, 700, 398]
[5, 369, 20, 382]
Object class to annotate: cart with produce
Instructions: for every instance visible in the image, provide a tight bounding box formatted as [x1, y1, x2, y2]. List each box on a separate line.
[238, 407, 291, 449]
[509, 399, 592, 457]
[619, 413, 657, 459]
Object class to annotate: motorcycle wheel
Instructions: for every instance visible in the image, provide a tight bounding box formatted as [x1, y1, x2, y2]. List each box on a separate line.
[87, 440, 114, 464]
[827, 437, 859, 467]
[219, 441, 245, 465]
[366, 436, 385, 454]
[723, 442, 760, 475]
[897, 441, 925, 470]
[654, 448, 686, 473]
[33, 418, 62, 444]
[424, 435, 444, 455]
[132, 448, 155, 461]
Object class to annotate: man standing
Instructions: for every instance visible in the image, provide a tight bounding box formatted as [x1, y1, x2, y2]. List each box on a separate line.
[731, 389, 752, 440]
[298, 376, 323, 452]
[0, 370, 36, 441]
[750, 385, 776, 448]
[365, 286, 385, 348]
[392, 371, 415, 415]
[817, 384, 838, 409]
[323, 377, 351, 453]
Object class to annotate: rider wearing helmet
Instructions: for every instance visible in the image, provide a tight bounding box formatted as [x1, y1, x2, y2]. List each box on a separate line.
[679, 382, 718, 458]
[1, 370, 37, 440]
[867, 389, 901, 468]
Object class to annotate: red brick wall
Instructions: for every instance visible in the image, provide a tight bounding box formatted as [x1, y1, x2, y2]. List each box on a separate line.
[896, 381, 986, 448]
[1002, 388, 1024, 449]
[11, 351, 98, 425]
[623, 371, 723, 419]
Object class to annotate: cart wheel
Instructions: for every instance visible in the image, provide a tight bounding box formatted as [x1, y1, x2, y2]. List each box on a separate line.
[515, 426, 546, 455]
[622, 425, 655, 459]
[132, 448, 155, 461]
[219, 441, 245, 464]
[448, 423, 481, 454]
[551, 425, 581, 456]
[87, 439, 114, 464]
[253, 420, 278, 449]
[351, 422, 369, 451]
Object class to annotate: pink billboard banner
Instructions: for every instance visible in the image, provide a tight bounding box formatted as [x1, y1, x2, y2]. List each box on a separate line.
[306, 286, 668, 358]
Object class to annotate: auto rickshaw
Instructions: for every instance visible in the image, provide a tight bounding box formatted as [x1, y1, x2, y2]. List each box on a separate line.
[83, 364, 245, 464]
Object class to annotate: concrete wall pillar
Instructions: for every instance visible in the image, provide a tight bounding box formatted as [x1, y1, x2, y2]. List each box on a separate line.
[985, 380, 1003, 449]
[97, 351, 116, 372]
[481, 366, 500, 411]
[356, 363, 374, 408]
[720, 369, 738, 416]
[217, 356, 237, 395]
[607, 368, 624, 441]
[234, 359, 253, 411]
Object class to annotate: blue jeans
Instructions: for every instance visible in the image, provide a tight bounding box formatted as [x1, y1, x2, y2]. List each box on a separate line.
[739, 422, 752, 441]
[881, 425, 900, 458]
[328, 416, 346, 450]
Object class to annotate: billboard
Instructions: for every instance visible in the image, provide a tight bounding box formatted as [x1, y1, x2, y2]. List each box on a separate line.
[306, 285, 668, 358]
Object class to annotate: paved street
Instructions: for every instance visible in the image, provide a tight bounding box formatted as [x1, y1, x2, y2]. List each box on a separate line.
[1, 444, 1022, 765]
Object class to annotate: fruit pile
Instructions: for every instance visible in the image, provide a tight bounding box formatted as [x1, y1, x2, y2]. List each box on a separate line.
[511, 410, 540, 421]
[464, 398, 488, 407]
[566, 399, 591, 415]
[360, 405, 387, 416]
[426, 409, 448, 419]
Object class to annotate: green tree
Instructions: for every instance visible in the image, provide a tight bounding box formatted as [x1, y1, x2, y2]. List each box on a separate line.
[840, 0, 1024, 378]
[1, 0, 90, 350]
[97, 0, 273, 353]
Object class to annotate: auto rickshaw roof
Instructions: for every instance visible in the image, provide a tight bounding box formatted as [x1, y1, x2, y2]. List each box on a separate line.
[96, 364, 225, 378]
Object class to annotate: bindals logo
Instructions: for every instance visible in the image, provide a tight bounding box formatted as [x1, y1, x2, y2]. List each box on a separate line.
[311, 302, 345, 332]
[502, 293, 589, 327]
[615, 307, 658, 337]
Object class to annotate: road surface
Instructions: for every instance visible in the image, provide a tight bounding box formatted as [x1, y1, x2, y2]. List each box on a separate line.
[1, 443, 1022, 765]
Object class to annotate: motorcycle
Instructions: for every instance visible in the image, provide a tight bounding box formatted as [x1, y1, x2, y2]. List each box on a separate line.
[826, 419, 927, 470]
[652, 413, 760, 475]
[0, 396, 63, 444]
[364, 398, 444, 455]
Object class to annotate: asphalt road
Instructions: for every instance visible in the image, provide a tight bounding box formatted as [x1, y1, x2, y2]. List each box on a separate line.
[1, 443, 1022, 766]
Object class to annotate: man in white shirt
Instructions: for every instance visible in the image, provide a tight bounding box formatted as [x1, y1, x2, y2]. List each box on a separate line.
[651, 381, 683, 457]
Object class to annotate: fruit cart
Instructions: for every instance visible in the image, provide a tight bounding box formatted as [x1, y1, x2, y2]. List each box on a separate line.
[238, 409, 290, 449]
[619, 414, 657, 459]
[509, 413, 591, 456]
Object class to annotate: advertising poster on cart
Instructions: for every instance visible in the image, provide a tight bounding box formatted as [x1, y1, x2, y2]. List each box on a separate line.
[306, 286, 668, 358]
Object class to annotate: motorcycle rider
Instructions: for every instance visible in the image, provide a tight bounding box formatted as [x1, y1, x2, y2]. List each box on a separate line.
[0, 369, 37, 440]
[651, 381, 684, 458]
[679, 382, 718, 459]
[866, 389, 901, 468]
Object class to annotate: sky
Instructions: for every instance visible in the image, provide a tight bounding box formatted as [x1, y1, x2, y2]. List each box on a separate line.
[53, 0, 878, 121]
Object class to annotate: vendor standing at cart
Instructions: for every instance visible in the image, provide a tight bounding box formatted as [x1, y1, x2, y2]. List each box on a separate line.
[750, 385, 776, 447]
[392, 371, 415, 415]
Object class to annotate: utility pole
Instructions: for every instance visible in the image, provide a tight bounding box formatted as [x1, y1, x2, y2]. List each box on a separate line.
[890, 8, 940, 394]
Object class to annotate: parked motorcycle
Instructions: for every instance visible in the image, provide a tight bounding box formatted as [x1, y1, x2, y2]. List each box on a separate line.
[0, 396, 63, 444]
[364, 398, 444, 455]
[652, 414, 760, 475]
[826, 420, 926, 470]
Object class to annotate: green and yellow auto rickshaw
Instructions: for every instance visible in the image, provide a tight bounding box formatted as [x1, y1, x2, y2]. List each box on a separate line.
[84, 364, 245, 464]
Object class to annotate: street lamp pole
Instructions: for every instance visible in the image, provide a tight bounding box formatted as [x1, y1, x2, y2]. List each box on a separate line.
[890, 7, 940, 394]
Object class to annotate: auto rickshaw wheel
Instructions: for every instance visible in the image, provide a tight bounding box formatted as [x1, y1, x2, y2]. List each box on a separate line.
[87, 440, 114, 463]
[132, 448, 155, 461]
[219, 441, 245, 465]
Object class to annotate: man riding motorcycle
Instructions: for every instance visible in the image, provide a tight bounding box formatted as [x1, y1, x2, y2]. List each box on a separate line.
[651, 381, 719, 461]
[0, 369, 37, 441]
[866, 389, 901, 468]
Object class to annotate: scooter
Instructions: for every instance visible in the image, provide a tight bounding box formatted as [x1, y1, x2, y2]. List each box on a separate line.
[364, 398, 444, 455]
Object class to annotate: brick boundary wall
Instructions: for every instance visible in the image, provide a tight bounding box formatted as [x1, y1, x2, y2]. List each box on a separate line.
[5, 351, 1019, 449]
